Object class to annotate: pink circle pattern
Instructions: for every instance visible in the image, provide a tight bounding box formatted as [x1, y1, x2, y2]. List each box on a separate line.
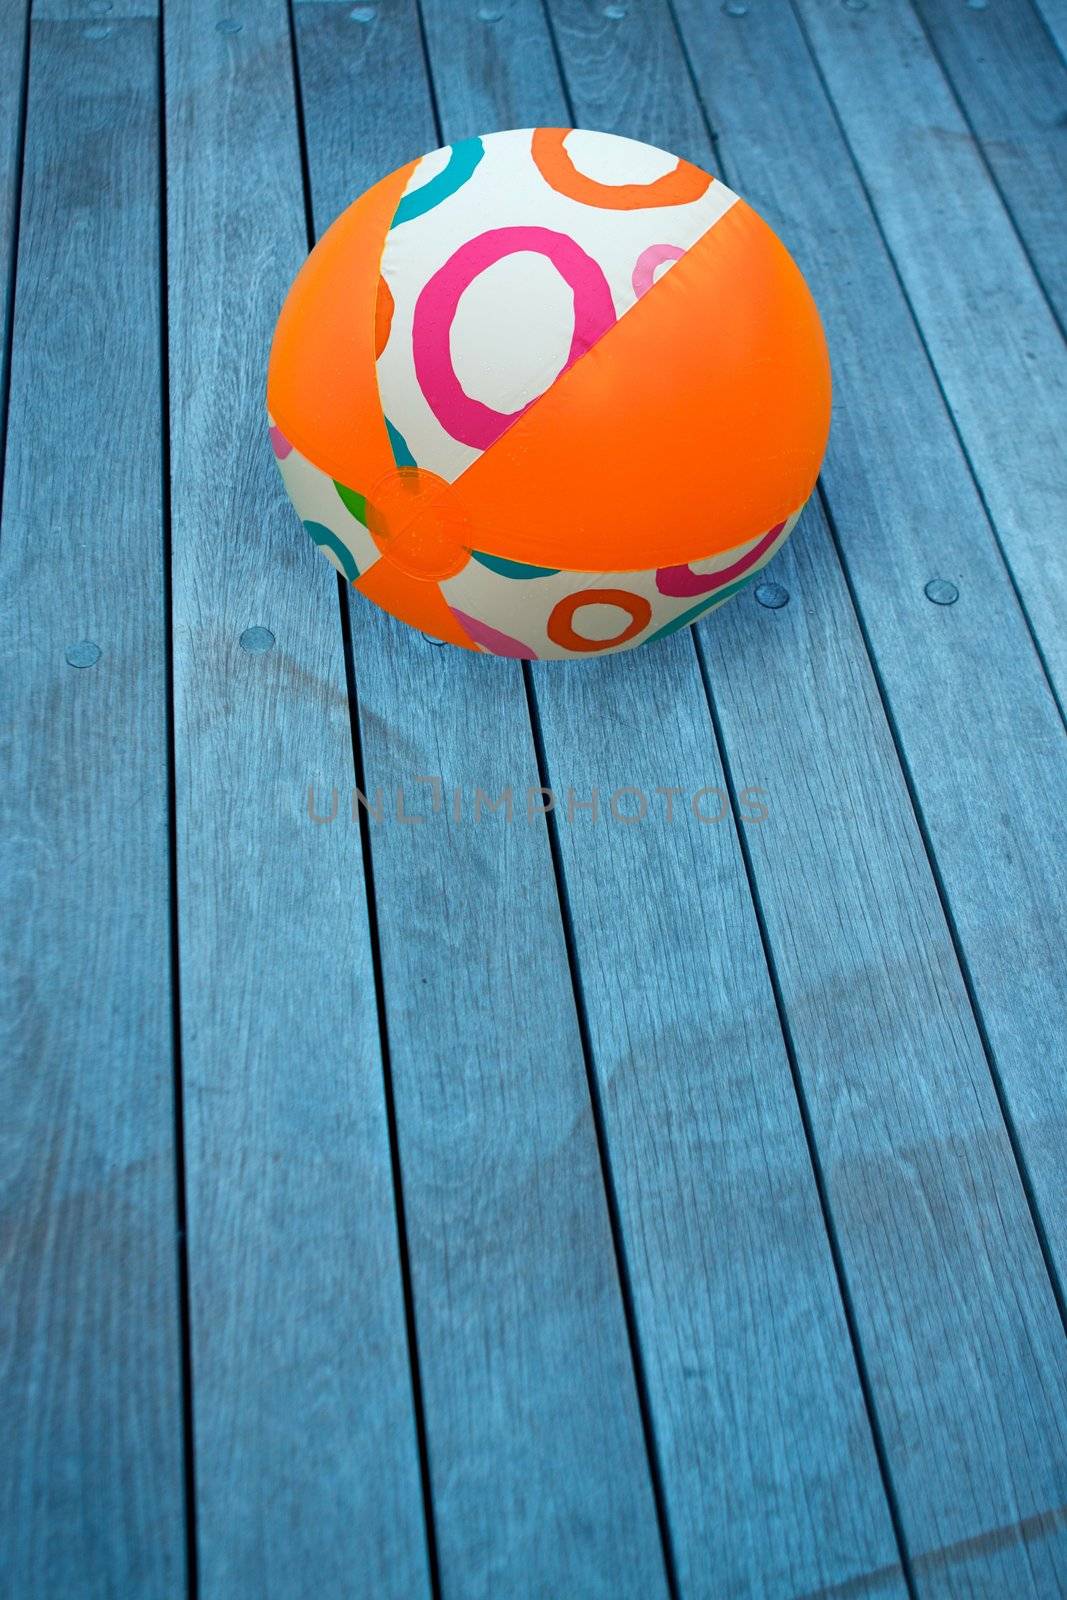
[450, 607, 539, 658]
[631, 243, 684, 299]
[655, 520, 786, 596]
[411, 226, 617, 450]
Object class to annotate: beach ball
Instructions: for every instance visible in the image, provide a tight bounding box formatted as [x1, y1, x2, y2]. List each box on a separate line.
[267, 129, 830, 659]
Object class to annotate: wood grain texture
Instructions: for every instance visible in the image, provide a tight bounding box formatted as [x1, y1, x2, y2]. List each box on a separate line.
[543, 0, 1067, 1592]
[6, 5, 1066, 1597]
[1034, 0, 1067, 61]
[418, 0, 566, 137]
[0, 17, 184, 1595]
[418, 4, 906, 1597]
[0, 0, 27, 453]
[908, 0, 1067, 332]
[163, 2, 431, 1595]
[790, 0, 1067, 711]
[291, 5, 669, 1594]
[33, 1, 156, 19]
[697, 514, 1067, 1600]
[675, 0, 1067, 1433]
[528, 640, 908, 1600]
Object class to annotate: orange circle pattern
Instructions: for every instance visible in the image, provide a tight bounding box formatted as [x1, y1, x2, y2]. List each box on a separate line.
[374, 273, 394, 359]
[530, 128, 712, 211]
[546, 589, 653, 652]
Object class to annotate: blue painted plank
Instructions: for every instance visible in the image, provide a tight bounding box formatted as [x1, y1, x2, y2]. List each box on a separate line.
[909, 0, 1067, 333]
[34, 0, 155, 13]
[0, 0, 28, 465]
[163, 2, 431, 1594]
[528, 646, 910, 1600]
[697, 519, 1067, 1600]
[291, 4, 670, 1594]
[790, 0, 1067, 712]
[1034, 0, 1067, 61]
[418, 4, 908, 1597]
[673, 0, 1067, 1370]
[543, 0, 1067, 1593]
[0, 11, 185, 1594]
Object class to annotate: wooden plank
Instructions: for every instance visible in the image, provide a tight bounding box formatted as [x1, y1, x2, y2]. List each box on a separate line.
[290, 4, 670, 1594]
[0, 12, 185, 1595]
[696, 527, 1067, 1600]
[417, 4, 908, 1596]
[0, 0, 28, 460]
[674, 0, 1067, 1359]
[790, 0, 1067, 712]
[162, 3, 431, 1594]
[1034, 0, 1067, 62]
[528, 649, 912, 1600]
[542, 0, 1067, 1593]
[908, 0, 1067, 332]
[33, 0, 155, 16]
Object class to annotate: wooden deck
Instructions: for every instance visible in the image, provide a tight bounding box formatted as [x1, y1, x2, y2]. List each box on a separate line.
[2, 0, 1066, 1595]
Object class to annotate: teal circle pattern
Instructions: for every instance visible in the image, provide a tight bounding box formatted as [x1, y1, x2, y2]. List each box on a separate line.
[647, 573, 756, 643]
[304, 520, 359, 581]
[470, 550, 561, 579]
[392, 138, 484, 227]
[385, 417, 416, 467]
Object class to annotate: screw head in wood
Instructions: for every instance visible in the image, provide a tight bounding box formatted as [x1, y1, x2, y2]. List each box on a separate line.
[240, 626, 276, 653]
[66, 641, 101, 668]
[755, 581, 790, 610]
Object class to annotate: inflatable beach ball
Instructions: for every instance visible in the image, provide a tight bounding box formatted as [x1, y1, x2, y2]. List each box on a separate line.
[267, 129, 830, 659]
